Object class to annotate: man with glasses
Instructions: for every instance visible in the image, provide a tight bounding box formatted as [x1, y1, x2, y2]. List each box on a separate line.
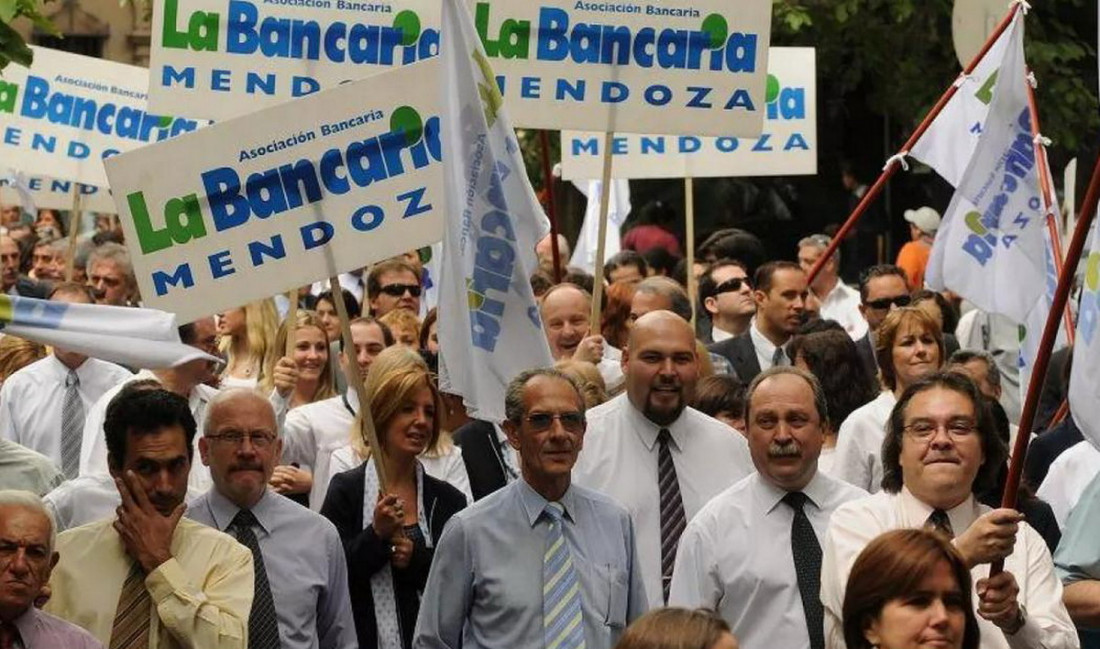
[821, 372, 1077, 649]
[853, 264, 911, 376]
[367, 259, 422, 318]
[698, 259, 755, 344]
[415, 368, 647, 649]
[797, 235, 867, 341]
[189, 389, 357, 649]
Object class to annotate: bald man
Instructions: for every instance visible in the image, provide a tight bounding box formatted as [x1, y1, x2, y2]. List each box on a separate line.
[572, 311, 754, 608]
[540, 282, 624, 392]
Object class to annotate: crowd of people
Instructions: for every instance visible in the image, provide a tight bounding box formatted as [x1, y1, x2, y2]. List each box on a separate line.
[1, 200, 1098, 649]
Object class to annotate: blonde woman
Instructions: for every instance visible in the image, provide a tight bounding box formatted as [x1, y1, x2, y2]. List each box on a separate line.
[378, 309, 421, 348]
[216, 298, 279, 388]
[321, 345, 467, 649]
[262, 310, 337, 409]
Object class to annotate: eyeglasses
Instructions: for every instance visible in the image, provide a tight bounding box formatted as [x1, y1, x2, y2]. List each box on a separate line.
[522, 412, 586, 433]
[379, 283, 422, 298]
[206, 432, 277, 448]
[713, 277, 750, 295]
[902, 420, 977, 442]
[864, 294, 912, 310]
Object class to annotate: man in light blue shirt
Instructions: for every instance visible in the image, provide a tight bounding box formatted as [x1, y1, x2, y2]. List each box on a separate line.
[187, 388, 356, 649]
[1054, 469, 1100, 649]
[414, 368, 647, 649]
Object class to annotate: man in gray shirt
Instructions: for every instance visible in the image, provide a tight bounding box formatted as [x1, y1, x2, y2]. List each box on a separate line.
[414, 368, 648, 649]
[187, 388, 356, 649]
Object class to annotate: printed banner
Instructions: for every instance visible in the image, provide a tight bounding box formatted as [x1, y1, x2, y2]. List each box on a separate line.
[147, 0, 441, 120]
[560, 47, 814, 179]
[471, 0, 773, 136]
[0, 46, 207, 187]
[1071, 222, 1100, 450]
[1, 171, 116, 214]
[104, 59, 444, 323]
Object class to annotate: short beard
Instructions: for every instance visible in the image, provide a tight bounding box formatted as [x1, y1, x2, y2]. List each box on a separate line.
[644, 398, 685, 427]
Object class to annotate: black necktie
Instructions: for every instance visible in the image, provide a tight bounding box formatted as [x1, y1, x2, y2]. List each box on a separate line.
[926, 509, 955, 539]
[784, 491, 824, 649]
[657, 428, 686, 604]
[231, 509, 281, 649]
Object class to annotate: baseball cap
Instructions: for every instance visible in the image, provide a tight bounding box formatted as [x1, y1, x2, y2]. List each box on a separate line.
[904, 206, 941, 234]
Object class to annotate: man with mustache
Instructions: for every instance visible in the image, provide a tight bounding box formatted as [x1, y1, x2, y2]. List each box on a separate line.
[45, 387, 255, 649]
[573, 311, 754, 609]
[821, 372, 1077, 649]
[669, 367, 865, 649]
[189, 389, 356, 649]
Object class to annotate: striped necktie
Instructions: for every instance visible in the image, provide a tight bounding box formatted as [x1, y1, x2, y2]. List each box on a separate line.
[109, 562, 151, 649]
[657, 428, 686, 604]
[231, 509, 281, 649]
[543, 502, 585, 649]
[60, 369, 83, 479]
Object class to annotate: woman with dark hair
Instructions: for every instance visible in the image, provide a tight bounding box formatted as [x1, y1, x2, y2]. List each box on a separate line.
[912, 289, 961, 355]
[833, 307, 945, 492]
[614, 608, 737, 649]
[691, 374, 746, 434]
[317, 288, 361, 342]
[843, 529, 979, 649]
[788, 329, 877, 475]
[822, 372, 1077, 649]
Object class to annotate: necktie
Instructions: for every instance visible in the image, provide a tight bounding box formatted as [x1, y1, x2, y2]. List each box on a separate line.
[231, 509, 281, 649]
[926, 509, 954, 539]
[60, 369, 83, 479]
[109, 561, 151, 649]
[543, 502, 585, 649]
[0, 621, 20, 649]
[784, 491, 824, 649]
[657, 428, 686, 604]
[772, 346, 788, 368]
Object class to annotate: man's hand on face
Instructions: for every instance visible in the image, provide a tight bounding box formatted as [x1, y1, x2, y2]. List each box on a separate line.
[113, 471, 185, 573]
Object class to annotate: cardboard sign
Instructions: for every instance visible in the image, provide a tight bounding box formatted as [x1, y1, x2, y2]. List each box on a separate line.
[560, 48, 815, 179]
[469, 0, 773, 136]
[1, 172, 117, 213]
[104, 59, 444, 322]
[0, 46, 207, 187]
[147, 0, 441, 120]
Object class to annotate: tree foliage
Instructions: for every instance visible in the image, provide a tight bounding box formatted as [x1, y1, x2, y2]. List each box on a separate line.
[0, 0, 57, 73]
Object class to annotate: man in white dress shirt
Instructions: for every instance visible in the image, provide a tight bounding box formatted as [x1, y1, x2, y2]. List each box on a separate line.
[821, 371, 1078, 649]
[670, 367, 865, 649]
[797, 235, 867, 341]
[573, 310, 754, 609]
[0, 282, 131, 477]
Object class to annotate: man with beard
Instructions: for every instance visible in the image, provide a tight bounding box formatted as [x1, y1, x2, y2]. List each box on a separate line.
[669, 367, 865, 649]
[189, 389, 356, 649]
[45, 388, 254, 648]
[573, 311, 754, 608]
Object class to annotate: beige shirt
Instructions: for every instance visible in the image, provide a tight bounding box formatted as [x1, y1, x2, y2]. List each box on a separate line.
[46, 517, 254, 649]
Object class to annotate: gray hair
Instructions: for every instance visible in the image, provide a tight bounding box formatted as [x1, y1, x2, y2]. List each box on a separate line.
[634, 276, 693, 323]
[744, 366, 830, 429]
[0, 490, 57, 552]
[798, 234, 839, 265]
[948, 349, 1002, 390]
[203, 388, 277, 435]
[504, 368, 585, 423]
[85, 241, 135, 279]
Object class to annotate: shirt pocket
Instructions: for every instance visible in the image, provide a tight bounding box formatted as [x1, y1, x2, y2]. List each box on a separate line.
[594, 564, 629, 628]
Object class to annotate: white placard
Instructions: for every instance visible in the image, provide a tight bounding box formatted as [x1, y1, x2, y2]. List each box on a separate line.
[147, 0, 441, 121]
[104, 59, 444, 322]
[560, 47, 815, 180]
[1, 173, 117, 213]
[0, 46, 207, 187]
[471, 0, 773, 136]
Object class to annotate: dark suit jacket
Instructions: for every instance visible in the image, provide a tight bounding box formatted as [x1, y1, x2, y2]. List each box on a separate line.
[12, 277, 49, 298]
[708, 331, 761, 384]
[453, 419, 508, 501]
[1023, 417, 1083, 492]
[854, 333, 878, 381]
[321, 462, 466, 649]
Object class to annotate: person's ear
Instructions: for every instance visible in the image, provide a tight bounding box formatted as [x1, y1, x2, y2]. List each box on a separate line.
[864, 618, 883, 648]
[198, 436, 212, 467]
[704, 296, 719, 316]
[502, 419, 522, 451]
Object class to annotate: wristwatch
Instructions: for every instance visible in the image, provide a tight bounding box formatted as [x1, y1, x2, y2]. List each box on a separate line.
[1004, 604, 1027, 635]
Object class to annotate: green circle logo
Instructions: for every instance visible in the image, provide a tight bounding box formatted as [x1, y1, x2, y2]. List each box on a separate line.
[394, 11, 421, 47]
[390, 106, 423, 146]
[701, 14, 727, 49]
[765, 75, 780, 103]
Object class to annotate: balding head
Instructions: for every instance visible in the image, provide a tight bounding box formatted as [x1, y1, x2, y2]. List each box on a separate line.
[541, 283, 593, 360]
[200, 389, 281, 509]
[624, 311, 699, 425]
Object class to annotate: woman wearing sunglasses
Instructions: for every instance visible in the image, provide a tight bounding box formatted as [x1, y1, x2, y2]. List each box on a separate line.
[832, 307, 945, 492]
[321, 345, 467, 649]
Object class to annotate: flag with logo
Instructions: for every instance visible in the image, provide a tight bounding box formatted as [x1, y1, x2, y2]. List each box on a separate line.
[926, 16, 1046, 328]
[1071, 220, 1100, 449]
[570, 179, 632, 274]
[436, 0, 554, 423]
[0, 294, 218, 368]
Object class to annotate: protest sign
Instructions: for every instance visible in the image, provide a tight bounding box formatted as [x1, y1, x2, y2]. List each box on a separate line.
[104, 59, 444, 323]
[147, 0, 440, 120]
[560, 47, 814, 179]
[1, 172, 116, 214]
[471, 0, 773, 136]
[0, 46, 207, 188]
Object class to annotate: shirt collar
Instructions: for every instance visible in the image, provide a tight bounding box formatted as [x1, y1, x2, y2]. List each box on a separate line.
[517, 479, 578, 527]
[759, 469, 831, 515]
[47, 353, 87, 379]
[206, 486, 275, 536]
[750, 318, 780, 357]
[898, 486, 978, 532]
[711, 325, 734, 343]
[621, 394, 687, 452]
[10, 604, 40, 640]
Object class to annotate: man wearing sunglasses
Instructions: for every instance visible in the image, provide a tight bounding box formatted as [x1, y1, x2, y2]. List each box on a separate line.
[698, 259, 756, 344]
[854, 265, 911, 377]
[797, 235, 867, 341]
[415, 368, 647, 649]
[366, 259, 422, 318]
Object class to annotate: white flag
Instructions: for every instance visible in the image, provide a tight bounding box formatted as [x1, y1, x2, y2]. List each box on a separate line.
[909, 9, 1019, 187]
[569, 179, 632, 274]
[926, 16, 1046, 326]
[0, 295, 217, 369]
[1071, 221, 1100, 449]
[436, 0, 554, 423]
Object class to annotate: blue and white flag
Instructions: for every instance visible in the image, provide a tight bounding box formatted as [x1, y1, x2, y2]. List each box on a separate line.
[436, 0, 553, 423]
[570, 179, 631, 274]
[1071, 221, 1100, 449]
[0, 295, 218, 369]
